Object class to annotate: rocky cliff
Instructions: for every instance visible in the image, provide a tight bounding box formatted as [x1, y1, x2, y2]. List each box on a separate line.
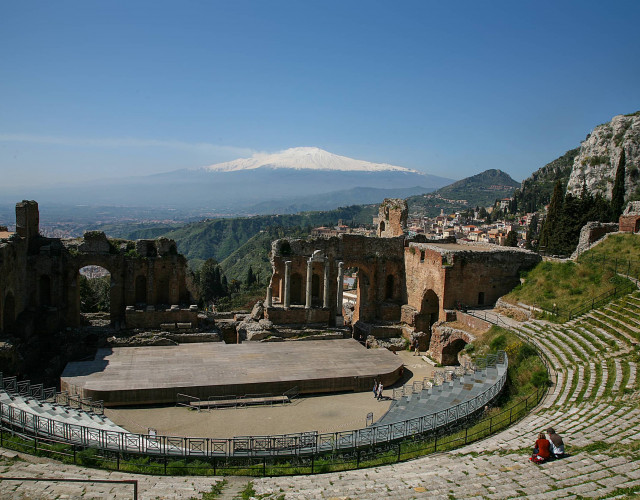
[566, 111, 640, 199]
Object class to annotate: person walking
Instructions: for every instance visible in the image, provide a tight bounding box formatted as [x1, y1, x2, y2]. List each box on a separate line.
[377, 381, 384, 400]
[372, 379, 378, 398]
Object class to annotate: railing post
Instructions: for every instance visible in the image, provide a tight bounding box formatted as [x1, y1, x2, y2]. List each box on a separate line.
[263, 456, 266, 476]
[164, 455, 167, 475]
[397, 442, 401, 461]
[117, 452, 120, 471]
[356, 449, 361, 468]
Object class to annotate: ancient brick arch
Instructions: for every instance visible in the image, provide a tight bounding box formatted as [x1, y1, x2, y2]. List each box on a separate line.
[429, 328, 473, 366]
[0, 201, 198, 337]
[415, 289, 439, 332]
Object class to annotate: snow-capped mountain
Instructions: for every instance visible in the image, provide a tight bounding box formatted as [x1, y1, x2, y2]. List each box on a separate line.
[8, 147, 455, 214]
[201, 147, 420, 173]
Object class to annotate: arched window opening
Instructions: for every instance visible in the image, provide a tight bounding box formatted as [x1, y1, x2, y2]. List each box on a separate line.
[379, 221, 386, 232]
[135, 275, 147, 305]
[311, 273, 321, 306]
[441, 338, 467, 366]
[478, 292, 485, 306]
[420, 250, 425, 262]
[79, 266, 111, 314]
[385, 275, 394, 300]
[291, 273, 303, 305]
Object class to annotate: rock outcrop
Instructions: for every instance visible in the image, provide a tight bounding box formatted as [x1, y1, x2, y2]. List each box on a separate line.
[566, 112, 640, 199]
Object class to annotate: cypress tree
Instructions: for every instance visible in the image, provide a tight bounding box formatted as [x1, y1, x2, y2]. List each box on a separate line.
[504, 230, 518, 247]
[611, 149, 626, 220]
[539, 180, 564, 254]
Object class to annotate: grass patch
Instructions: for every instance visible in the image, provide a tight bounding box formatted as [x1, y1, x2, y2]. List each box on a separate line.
[469, 326, 549, 399]
[504, 245, 636, 320]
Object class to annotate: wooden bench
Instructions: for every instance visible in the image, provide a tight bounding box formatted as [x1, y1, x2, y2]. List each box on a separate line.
[189, 395, 289, 410]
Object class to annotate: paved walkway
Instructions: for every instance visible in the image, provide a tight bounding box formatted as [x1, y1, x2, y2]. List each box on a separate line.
[1, 293, 639, 499]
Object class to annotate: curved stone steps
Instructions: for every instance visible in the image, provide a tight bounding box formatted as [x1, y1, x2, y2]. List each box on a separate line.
[600, 306, 640, 338]
[585, 314, 638, 347]
[574, 319, 629, 353]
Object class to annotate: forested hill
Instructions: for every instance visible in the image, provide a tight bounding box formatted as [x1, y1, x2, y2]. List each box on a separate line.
[102, 205, 377, 272]
[406, 169, 520, 216]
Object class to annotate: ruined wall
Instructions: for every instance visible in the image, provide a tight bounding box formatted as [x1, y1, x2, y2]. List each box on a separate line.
[428, 325, 475, 365]
[402, 243, 541, 334]
[0, 201, 198, 337]
[376, 198, 408, 237]
[439, 246, 541, 309]
[266, 234, 405, 326]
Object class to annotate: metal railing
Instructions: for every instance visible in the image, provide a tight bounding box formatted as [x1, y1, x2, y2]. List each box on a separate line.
[0, 374, 103, 415]
[0, 382, 545, 477]
[0, 353, 507, 459]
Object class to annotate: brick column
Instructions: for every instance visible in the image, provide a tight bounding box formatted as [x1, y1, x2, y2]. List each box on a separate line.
[284, 261, 291, 309]
[265, 286, 272, 308]
[336, 261, 344, 317]
[305, 259, 313, 309]
[323, 260, 330, 309]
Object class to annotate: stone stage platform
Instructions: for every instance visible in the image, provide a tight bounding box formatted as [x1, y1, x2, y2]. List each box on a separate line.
[61, 339, 403, 407]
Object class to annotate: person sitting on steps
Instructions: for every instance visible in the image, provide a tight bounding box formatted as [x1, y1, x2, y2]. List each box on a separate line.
[546, 427, 565, 458]
[530, 432, 551, 464]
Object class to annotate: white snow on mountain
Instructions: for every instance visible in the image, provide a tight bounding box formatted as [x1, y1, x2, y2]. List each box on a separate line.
[200, 147, 420, 173]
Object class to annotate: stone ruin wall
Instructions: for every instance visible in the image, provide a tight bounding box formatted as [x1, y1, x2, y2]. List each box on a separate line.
[0, 201, 198, 338]
[376, 198, 408, 237]
[266, 234, 405, 326]
[439, 246, 542, 309]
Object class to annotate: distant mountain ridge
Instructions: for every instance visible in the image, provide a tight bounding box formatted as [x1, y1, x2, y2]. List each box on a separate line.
[406, 169, 520, 216]
[2, 147, 454, 214]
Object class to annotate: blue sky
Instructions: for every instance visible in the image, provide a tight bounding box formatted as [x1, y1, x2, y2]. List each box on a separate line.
[1, 0, 639, 188]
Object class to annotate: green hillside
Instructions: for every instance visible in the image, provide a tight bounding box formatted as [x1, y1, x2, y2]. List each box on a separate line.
[219, 226, 310, 282]
[111, 205, 376, 270]
[407, 169, 519, 216]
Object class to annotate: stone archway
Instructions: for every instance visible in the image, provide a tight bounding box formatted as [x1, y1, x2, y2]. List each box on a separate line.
[291, 273, 303, 305]
[271, 273, 282, 303]
[78, 265, 113, 319]
[311, 273, 321, 306]
[135, 275, 147, 305]
[416, 289, 439, 332]
[385, 274, 394, 300]
[441, 338, 468, 365]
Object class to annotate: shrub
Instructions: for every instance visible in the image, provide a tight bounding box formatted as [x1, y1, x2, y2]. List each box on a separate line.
[531, 369, 550, 388]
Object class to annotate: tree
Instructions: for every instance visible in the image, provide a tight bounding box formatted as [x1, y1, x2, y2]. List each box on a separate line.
[199, 258, 229, 302]
[504, 230, 518, 247]
[611, 148, 626, 220]
[245, 265, 256, 287]
[538, 180, 565, 254]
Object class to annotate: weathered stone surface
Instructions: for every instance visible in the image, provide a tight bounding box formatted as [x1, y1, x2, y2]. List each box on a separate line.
[571, 222, 619, 257]
[250, 300, 264, 321]
[376, 198, 408, 237]
[567, 112, 640, 199]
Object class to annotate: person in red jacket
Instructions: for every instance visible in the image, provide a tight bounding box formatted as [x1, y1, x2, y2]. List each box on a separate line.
[530, 432, 551, 464]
